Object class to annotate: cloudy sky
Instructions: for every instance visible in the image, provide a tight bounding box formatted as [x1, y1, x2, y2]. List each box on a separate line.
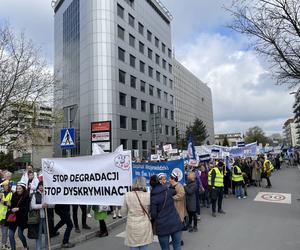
[0, 0, 294, 135]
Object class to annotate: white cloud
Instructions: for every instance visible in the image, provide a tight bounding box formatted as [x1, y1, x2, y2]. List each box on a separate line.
[175, 33, 294, 135]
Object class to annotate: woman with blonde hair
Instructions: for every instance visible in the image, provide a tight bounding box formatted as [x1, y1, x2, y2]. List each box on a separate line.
[184, 172, 197, 232]
[122, 176, 153, 250]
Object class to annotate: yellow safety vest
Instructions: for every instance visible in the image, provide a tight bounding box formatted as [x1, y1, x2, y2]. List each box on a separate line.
[208, 167, 224, 187]
[0, 192, 12, 221]
[231, 165, 244, 182]
[262, 160, 274, 174]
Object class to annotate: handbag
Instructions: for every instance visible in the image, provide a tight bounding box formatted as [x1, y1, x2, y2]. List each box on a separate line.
[7, 197, 22, 223]
[27, 210, 40, 225]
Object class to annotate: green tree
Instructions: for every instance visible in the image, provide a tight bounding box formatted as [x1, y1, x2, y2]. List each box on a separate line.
[185, 118, 209, 146]
[244, 126, 271, 146]
[222, 135, 230, 146]
[0, 151, 15, 171]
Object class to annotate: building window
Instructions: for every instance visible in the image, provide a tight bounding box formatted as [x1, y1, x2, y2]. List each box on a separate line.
[157, 106, 161, 113]
[148, 48, 153, 60]
[141, 100, 146, 112]
[164, 108, 168, 119]
[168, 48, 172, 58]
[170, 95, 174, 104]
[124, 0, 134, 7]
[156, 71, 161, 82]
[140, 80, 146, 93]
[157, 88, 161, 99]
[132, 140, 138, 149]
[128, 14, 135, 28]
[148, 66, 153, 78]
[131, 96, 137, 109]
[147, 30, 152, 42]
[163, 75, 167, 85]
[138, 22, 144, 35]
[171, 110, 174, 120]
[120, 139, 127, 149]
[119, 70, 126, 84]
[169, 64, 172, 73]
[169, 79, 173, 89]
[155, 37, 159, 48]
[117, 4, 124, 19]
[48, 137, 52, 143]
[118, 47, 125, 62]
[140, 61, 145, 73]
[132, 118, 138, 130]
[129, 34, 135, 47]
[130, 54, 136, 68]
[164, 92, 168, 102]
[165, 125, 169, 135]
[162, 43, 166, 53]
[171, 127, 175, 136]
[162, 59, 166, 69]
[142, 140, 147, 149]
[155, 54, 160, 65]
[141, 120, 147, 132]
[119, 92, 126, 106]
[130, 75, 136, 88]
[120, 116, 127, 129]
[149, 85, 154, 96]
[117, 25, 125, 40]
[139, 42, 144, 54]
[150, 103, 154, 114]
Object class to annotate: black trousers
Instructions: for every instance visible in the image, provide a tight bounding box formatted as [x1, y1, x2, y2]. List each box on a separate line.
[72, 205, 87, 228]
[187, 211, 197, 228]
[261, 172, 272, 186]
[54, 211, 73, 244]
[47, 208, 55, 236]
[211, 187, 223, 213]
[99, 220, 107, 233]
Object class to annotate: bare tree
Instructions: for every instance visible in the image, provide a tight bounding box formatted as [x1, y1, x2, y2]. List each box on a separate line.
[227, 0, 300, 88]
[0, 23, 54, 147]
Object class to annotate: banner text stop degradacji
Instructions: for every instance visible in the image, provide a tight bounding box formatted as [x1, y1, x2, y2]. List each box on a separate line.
[52, 172, 119, 182]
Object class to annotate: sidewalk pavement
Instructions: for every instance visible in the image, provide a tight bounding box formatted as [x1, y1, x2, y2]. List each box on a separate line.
[1, 211, 126, 250]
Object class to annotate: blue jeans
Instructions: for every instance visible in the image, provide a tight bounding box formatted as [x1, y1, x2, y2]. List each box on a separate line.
[158, 230, 182, 250]
[130, 245, 149, 250]
[235, 185, 244, 198]
[1, 224, 8, 245]
[36, 218, 49, 250]
[9, 226, 27, 250]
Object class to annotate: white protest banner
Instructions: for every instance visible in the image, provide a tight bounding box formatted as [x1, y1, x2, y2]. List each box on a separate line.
[42, 151, 132, 206]
[163, 144, 173, 152]
[151, 154, 160, 161]
[189, 159, 199, 167]
[169, 149, 178, 154]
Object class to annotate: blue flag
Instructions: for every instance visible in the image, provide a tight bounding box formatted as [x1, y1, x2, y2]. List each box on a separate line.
[187, 134, 196, 160]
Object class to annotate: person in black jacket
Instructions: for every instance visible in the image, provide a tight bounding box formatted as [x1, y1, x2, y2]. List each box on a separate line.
[7, 182, 29, 250]
[184, 172, 197, 232]
[150, 175, 182, 250]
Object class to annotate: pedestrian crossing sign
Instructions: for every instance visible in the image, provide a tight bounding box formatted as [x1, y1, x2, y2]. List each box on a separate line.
[60, 128, 75, 149]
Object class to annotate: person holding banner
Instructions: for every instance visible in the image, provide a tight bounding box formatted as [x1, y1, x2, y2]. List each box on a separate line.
[208, 162, 225, 217]
[7, 182, 30, 250]
[150, 175, 182, 250]
[122, 176, 153, 250]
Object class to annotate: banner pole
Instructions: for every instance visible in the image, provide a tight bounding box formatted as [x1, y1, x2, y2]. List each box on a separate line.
[45, 208, 52, 250]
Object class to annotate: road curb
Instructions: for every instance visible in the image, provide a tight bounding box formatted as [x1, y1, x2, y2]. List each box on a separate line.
[51, 217, 126, 250]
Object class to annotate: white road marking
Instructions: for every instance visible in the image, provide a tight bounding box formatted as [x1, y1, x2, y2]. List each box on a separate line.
[116, 231, 159, 242]
[254, 192, 291, 204]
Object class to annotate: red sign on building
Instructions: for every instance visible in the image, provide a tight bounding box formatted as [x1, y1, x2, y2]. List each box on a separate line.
[91, 121, 111, 132]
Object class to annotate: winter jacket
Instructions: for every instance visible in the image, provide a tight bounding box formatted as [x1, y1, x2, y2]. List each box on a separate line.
[150, 184, 182, 236]
[184, 180, 197, 212]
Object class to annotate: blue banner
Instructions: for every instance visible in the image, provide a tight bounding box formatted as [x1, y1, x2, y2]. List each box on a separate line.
[132, 159, 185, 187]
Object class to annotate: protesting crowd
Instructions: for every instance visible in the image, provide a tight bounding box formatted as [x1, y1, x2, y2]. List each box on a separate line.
[0, 151, 296, 250]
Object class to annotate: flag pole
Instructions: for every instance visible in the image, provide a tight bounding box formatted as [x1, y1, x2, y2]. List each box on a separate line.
[45, 208, 52, 250]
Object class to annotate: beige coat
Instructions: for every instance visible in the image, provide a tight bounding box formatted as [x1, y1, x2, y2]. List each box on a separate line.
[121, 191, 153, 247]
[173, 183, 186, 222]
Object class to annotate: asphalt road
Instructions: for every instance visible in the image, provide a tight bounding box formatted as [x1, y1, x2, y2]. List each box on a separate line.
[70, 166, 300, 250]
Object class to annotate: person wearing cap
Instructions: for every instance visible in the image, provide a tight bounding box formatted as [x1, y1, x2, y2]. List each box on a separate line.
[7, 182, 30, 250]
[158, 173, 167, 186]
[169, 172, 185, 245]
[208, 161, 226, 217]
[0, 180, 13, 250]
